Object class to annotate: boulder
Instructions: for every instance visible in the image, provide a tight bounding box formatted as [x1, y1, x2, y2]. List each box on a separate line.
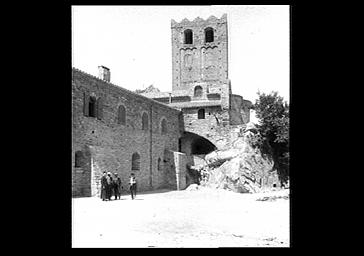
[201, 128, 279, 193]
[205, 148, 241, 167]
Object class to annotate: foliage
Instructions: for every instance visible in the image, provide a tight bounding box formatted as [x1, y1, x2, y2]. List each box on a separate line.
[252, 91, 289, 185]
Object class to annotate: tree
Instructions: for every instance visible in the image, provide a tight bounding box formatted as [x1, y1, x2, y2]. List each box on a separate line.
[252, 91, 289, 185]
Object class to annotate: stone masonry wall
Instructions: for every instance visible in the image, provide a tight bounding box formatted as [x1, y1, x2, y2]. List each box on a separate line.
[181, 106, 236, 150]
[171, 14, 229, 92]
[173, 152, 188, 190]
[242, 99, 252, 124]
[230, 94, 244, 125]
[72, 68, 182, 197]
[229, 94, 252, 125]
[72, 145, 92, 197]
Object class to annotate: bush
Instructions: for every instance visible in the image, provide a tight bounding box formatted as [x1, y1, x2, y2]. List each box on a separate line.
[253, 91, 289, 185]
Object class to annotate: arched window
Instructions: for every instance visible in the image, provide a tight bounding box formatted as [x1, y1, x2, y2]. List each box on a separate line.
[118, 105, 126, 125]
[75, 151, 84, 167]
[194, 86, 203, 98]
[205, 27, 214, 43]
[142, 112, 149, 130]
[89, 96, 96, 117]
[157, 157, 162, 171]
[198, 109, 205, 119]
[131, 153, 140, 171]
[161, 118, 167, 134]
[184, 29, 193, 44]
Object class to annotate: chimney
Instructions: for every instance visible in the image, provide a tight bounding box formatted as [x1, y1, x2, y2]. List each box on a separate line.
[98, 66, 110, 82]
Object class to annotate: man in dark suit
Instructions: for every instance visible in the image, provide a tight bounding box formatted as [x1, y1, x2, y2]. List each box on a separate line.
[106, 172, 113, 200]
[100, 171, 107, 201]
[113, 173, 122, 200]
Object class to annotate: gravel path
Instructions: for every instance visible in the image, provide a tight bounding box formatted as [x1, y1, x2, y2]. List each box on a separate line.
[72, 188, 289, 247]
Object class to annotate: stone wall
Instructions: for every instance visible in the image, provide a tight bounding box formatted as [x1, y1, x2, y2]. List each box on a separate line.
[180, 105, 239, 150]
[230, 94, 244, 125]
[229, 94, 252, 125]
[72, 68, 182, 197]
[173, 152, 189, 190]
[72, 145, 92, 197]
[242, 99, 253, 124]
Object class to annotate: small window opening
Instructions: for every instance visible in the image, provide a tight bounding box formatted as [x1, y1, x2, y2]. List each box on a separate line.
[131, 153, 140, 171]
[198, 109, 205, 119]
[75, 151, 84, 167]
[184, 29, 193, 44]
[205, 27, 214, 43]
[118, 105, 126, 125]
[142, 112, 149, 130]
[161, 119, 167, 134]
[194, 86, 203, 98]
[157, 158, 162, 171]
[89, 96, 96, 117]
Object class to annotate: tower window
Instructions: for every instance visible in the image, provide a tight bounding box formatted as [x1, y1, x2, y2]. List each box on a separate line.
[198, 109, 205, 119]
[184, 29, 193, 44]
[88, 96, 96, 117]
[118, 105, 126, 125]
[205, 27, 214, 43]
[142, 112, 149, 130]
[194, 86, 203, 97]
[131, 152, 140, 171]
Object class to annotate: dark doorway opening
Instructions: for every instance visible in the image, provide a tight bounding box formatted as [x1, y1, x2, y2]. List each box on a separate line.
[191, 136, 216, 155]
[180, 131, 217, 156]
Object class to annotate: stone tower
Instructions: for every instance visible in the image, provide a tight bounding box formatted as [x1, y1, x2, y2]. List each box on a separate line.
[171, 14, 230, 104]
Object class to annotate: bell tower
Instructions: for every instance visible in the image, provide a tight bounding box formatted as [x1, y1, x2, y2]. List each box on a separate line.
[171, 14, 229, 94]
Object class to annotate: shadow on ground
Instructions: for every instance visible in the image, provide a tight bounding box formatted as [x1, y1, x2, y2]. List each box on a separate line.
[120, 188, 174, 196]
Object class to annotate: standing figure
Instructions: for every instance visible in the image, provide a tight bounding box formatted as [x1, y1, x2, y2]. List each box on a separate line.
[106, 172, 113, 200]
[100, 171, 107, 201]
[129, 173, 137, 200]
[113, 173, 122, 200]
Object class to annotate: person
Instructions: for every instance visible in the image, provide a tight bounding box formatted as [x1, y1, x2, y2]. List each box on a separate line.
[106, 172, 113, 200]
[129, 173, 137, 200]
[113, 173, 122, 200]
[100, 171, 107, 201]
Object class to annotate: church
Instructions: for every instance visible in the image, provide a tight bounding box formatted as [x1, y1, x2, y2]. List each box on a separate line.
[72, 14, 252, 197]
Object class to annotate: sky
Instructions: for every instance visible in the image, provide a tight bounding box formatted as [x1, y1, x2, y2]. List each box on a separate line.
[72, 5, 290, 104]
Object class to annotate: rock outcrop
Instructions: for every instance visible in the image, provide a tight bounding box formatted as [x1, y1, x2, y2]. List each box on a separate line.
[194, 123, 281, 193]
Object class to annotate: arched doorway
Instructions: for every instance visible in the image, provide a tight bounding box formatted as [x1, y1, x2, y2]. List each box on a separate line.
[179, 131, 217, 156]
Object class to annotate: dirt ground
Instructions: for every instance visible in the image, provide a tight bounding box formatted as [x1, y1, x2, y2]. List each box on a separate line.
[72, 187, 290, 247]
